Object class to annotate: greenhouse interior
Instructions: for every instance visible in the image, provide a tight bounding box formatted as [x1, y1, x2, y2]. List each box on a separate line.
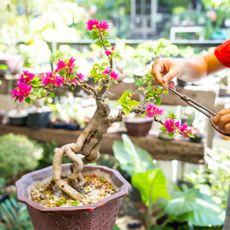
[1, 0, 230, 229]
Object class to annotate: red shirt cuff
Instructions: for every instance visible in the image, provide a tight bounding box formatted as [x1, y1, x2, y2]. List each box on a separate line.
[214, 39, 230, 68]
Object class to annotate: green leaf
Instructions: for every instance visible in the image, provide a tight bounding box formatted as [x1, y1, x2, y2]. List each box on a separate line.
[118, 90, 131, 105]
[31, 76, 41, 87]
[49, 92, 55, 98]
[118, 91, 140, 114]
[103, 40, 111, 47]
[25, 97, 31, 103]
[96, 40, 103, 47]
[0, 64, 7, 71]
[127, 99, 140, 109]
[163, 89, 169, 95]
[112, 134, 154, 175]
[91, 29, 99, 40]
[165, 188, 224, 227]
[132, 168, 170, 206]
[167, 112, 177, 119]
[112, 225, 120, 230]
[188, 133, 195, 138]
[168, 133, 174, 138]
[155, 96, 161, 105]
[160, 126, 167, 132]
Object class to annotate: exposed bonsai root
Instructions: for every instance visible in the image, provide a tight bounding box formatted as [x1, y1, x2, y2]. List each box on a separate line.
[52, 98, 122, 201]
[53, 142, 85, 200]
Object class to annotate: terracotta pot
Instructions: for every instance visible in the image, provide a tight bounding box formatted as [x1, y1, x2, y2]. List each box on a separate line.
[16, 164, 131, 230]
[124, 118, 153, 137]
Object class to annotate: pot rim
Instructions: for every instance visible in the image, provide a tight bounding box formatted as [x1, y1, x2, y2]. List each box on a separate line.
[16, 164, 131, 212]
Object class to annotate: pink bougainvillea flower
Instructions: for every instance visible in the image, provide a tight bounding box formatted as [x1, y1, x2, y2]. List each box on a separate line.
[55, 57, 75, 74]
[87, 19, 99, 30]
[105, 49, 112, 56]
[11, 82, 32, 102]
[179, 122, 192, 137]
[55, 76, 65, 87]
[110, 70, 118, 80]
[18, 70, 35, 83]
[97, 21, 109, 30]
[102, 68, 110, 75]
[168, 81, 175, 89]
[76, 73, 85, 81]
[179, 122, 188, 132]
[67, 57, 75, 73]
[67, 57, 75, 68]
[181, 127, 192, 137]
[41, 72, 64, 87]
[146, 103, 164, 118]
[164, 118, 177, 133]
[56, 60, 66, 72]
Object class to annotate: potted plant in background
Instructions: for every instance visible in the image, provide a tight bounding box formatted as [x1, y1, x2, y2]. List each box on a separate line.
[12, 19, 193, 230]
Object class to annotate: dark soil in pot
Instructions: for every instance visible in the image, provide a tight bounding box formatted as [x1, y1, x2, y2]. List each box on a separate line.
[27, 111, 51, 129]
[16, 164, 130, 230]
[124, 117, 153, 137]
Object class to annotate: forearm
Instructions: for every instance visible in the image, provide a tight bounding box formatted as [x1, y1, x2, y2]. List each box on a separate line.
[203, 52, 225, 75]
[178, 53, 225, 82]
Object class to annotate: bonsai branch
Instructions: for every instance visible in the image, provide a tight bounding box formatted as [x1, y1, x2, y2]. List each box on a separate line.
[78, 81, 98, 96]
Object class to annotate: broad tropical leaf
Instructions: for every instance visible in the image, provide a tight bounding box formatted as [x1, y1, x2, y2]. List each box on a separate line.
[113, 134, 154, 175]
[132, 168, 170, 206]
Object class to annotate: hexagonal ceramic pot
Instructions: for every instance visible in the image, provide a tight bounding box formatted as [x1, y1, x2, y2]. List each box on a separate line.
[16, 164, 131, 230]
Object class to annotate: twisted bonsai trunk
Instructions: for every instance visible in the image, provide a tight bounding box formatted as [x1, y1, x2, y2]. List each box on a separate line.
[52, 96, 119, 200]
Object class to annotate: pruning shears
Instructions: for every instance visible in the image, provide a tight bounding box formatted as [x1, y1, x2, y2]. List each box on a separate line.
[169, 87, 230, 137]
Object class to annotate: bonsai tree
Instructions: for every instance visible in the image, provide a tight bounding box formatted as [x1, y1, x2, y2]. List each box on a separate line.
[12, 19, 193, 201]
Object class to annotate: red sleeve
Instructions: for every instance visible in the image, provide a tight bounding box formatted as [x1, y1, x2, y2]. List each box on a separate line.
[214, 39, 230, 68]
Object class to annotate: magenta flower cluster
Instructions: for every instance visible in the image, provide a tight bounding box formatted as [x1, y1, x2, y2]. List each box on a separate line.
[146, 103, 164, 118]
[41, 72, 64, 87]
[12, 70, 35, 102]
[11, 57, 86, 102]
[87, 19, 109, 31]
[102, 68, 119, 80]
[164, 118, 192, 137]
[146, 103, 192, 137]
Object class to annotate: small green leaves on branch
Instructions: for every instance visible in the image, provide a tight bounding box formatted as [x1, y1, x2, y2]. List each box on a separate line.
[118, 90, 140, 115]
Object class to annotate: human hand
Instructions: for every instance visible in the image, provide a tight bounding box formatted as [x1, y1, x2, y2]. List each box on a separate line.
[213, 108, 230, 135]
[152, 58, 185, 86]
[152, 56, 208, 86]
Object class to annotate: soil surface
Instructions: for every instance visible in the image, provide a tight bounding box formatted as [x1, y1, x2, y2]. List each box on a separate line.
[30, 175, 116, 208]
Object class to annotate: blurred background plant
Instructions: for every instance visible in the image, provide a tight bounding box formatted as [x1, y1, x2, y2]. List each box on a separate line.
[0, 134, 42, 182]
[185, 148, 230, 210]
[0, 195, 33, 230]
[112, 135, 224, 229]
